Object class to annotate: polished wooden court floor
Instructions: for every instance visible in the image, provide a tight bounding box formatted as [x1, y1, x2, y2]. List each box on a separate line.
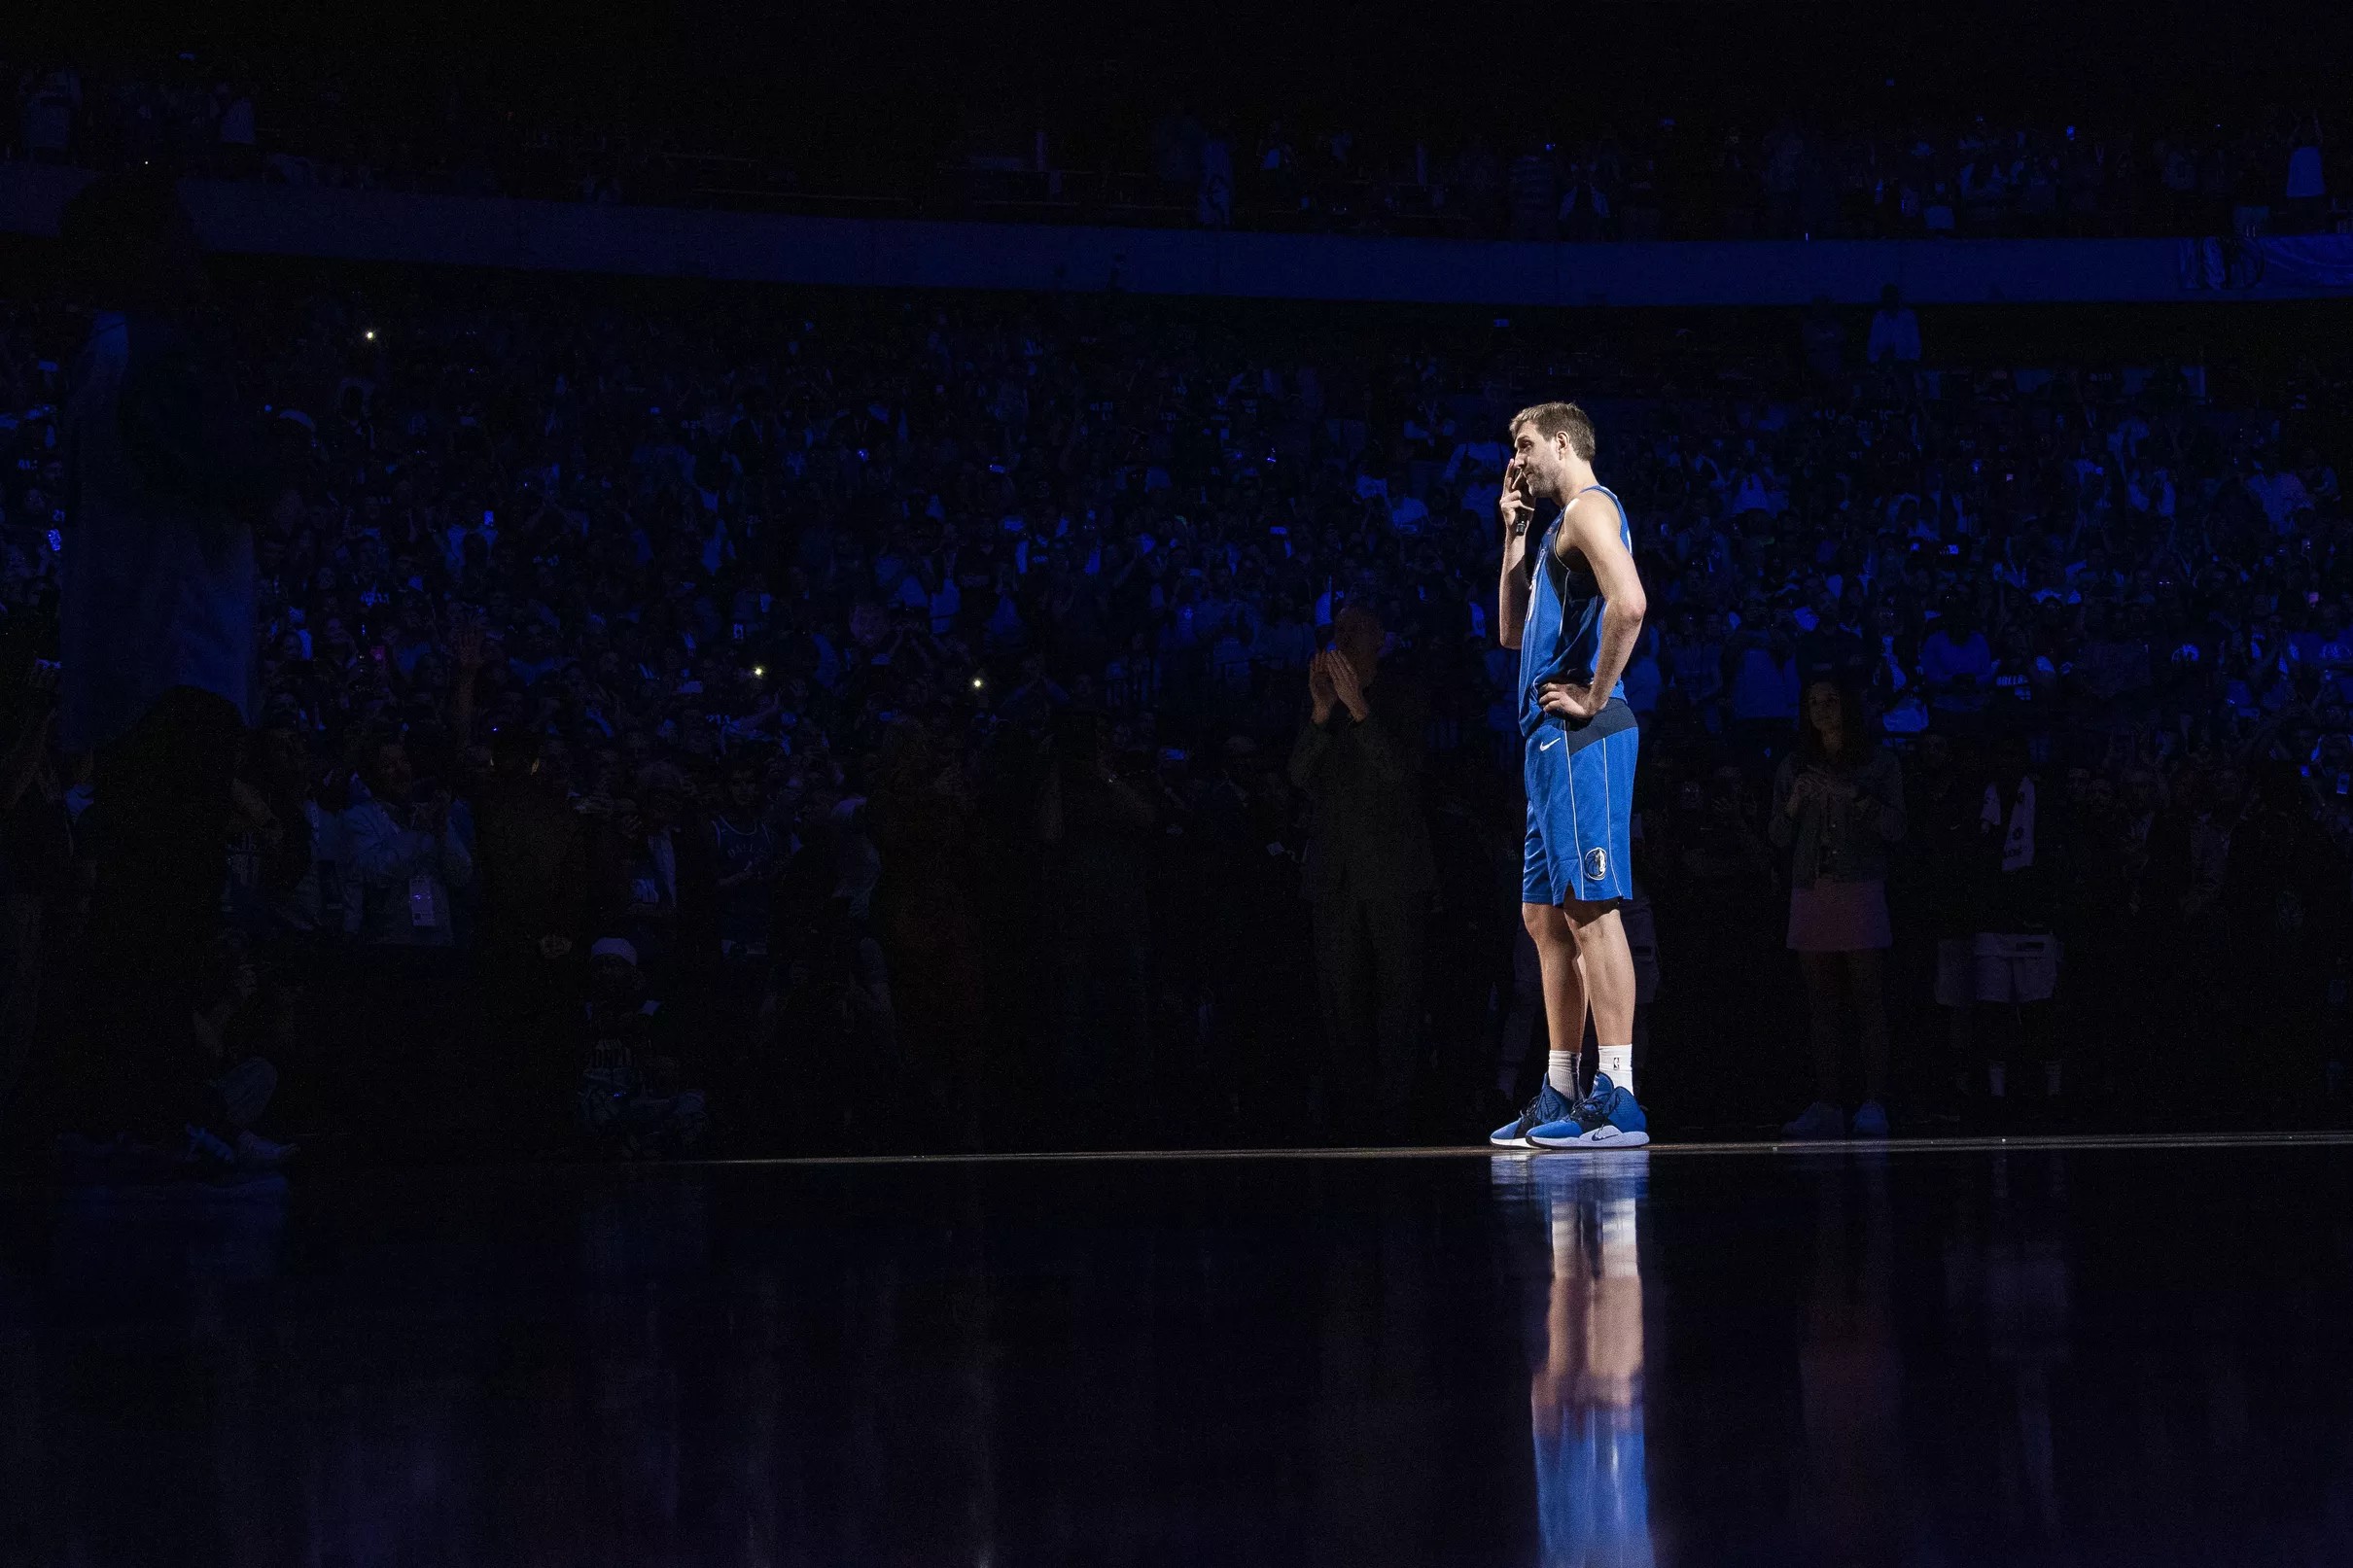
[7, 1132, 2353, 1565]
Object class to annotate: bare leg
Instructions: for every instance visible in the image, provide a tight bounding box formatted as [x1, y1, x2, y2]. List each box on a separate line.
[1522, 901, 1588, 1075]
[1849, 949, 1890, 1102]
[1566, 902, 1636, 1052]
[1800, 951, 1845, 1103]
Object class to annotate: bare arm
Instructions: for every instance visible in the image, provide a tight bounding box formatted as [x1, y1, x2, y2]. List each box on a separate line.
[1496, 469, 1535, 650]
[1497, 535, 1533, 650]
[1557, 490, 1648, 699]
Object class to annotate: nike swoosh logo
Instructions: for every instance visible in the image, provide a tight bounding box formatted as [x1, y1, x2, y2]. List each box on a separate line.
[1539, 737, 1562, 750]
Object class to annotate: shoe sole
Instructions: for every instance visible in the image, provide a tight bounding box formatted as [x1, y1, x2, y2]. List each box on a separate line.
[1489, 1133, 1534, 1148]
[1529, 1128, 1652, 1149]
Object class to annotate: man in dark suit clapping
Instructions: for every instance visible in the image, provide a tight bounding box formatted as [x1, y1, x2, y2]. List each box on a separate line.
[1288, 607, 1434, 1140]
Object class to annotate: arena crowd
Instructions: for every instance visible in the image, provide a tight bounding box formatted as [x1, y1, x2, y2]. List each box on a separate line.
[0, 248, 2347, 1166]
[7, 52, 2342, 240]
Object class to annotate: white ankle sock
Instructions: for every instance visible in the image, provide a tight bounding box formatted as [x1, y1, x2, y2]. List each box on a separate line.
[1547, 1050, 1579, 1098]
[1598, 1044, 1633, 1094]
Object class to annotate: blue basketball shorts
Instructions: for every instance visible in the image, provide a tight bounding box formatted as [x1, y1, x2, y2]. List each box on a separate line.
[1522, 704, 1638, 907]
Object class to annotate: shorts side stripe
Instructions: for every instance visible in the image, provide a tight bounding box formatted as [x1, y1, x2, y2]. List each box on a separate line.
[1561, 739, 1581, 896]
[1598, 729, 1613, 889]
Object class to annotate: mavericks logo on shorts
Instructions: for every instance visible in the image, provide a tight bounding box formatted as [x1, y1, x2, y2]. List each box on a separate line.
[1583, 847, 1609, 883]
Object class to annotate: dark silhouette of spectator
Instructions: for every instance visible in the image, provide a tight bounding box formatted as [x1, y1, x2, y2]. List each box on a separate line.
[869, 718, 986, 1139]
[590, 761, 717, 989]
[1036, 710, 1157, 1136]
[1773, 682, 1906, 1137]
[54, 170, 280, 1169]
[1289, 606, 1433, 1137]
[470, 721, 591, 1144]
[0, 631, 71, 1129]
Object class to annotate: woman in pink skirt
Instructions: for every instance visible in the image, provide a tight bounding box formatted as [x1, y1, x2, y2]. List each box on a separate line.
[1771, 680, 1906, 1138]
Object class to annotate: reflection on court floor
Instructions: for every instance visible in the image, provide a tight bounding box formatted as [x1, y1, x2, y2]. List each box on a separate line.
[1497, 1152, 1654, 1568]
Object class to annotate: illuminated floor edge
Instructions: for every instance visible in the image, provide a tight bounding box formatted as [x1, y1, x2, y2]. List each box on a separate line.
[685, 1128, 2353, 1168]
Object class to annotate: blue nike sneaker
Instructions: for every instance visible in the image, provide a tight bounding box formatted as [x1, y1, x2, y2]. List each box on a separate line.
[1529, 1072, 1651, 1149]
[1491, 1079, 1579, 1148]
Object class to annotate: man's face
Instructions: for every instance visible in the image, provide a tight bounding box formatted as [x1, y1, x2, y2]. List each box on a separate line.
[1509, 424, 1572, 504]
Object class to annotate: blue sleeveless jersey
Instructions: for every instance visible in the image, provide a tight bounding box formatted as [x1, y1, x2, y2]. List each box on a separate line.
[1519, 485, 1633, 740]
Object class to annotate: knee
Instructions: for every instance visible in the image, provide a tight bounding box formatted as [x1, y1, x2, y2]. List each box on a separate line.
[1521, 901, 1561, 945]
[1563, 901, 1620, 952]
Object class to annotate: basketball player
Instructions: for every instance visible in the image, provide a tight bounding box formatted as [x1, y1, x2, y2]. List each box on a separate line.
[1490, 402, 1652, 1149]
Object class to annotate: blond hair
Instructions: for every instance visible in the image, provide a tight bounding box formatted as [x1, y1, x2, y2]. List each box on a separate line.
[1509, 401, 1597, 461]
